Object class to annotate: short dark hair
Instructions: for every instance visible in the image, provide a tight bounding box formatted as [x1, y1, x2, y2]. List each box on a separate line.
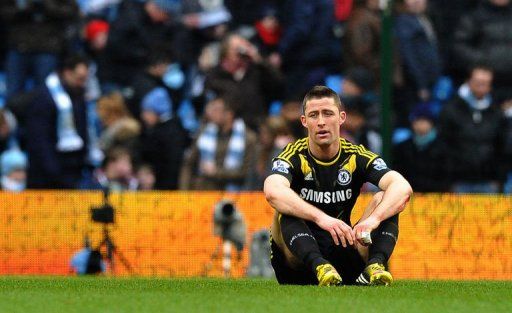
[302, 85, 343, 114]
[213, 94, 239, 118]
[57, 53, 89, 72]
[101, 147, 132, 169]
[146, 46, 173, 67]
[468, 64, 494, 79]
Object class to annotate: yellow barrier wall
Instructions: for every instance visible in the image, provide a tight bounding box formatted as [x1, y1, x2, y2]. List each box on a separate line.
[0, 191, 511, 280]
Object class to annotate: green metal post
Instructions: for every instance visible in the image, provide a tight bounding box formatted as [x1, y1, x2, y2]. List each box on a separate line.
[380, 0, 394, 164]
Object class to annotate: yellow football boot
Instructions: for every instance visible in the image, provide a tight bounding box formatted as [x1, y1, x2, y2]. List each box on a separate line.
[316, 264, 342, 286]
[356, 263, 393, 286]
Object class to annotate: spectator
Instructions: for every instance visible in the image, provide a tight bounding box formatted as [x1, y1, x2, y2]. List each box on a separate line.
[0, 148, 27, 192]
[247, 116, 294, 190]
[0, 0, 79, 98]
[80, 146, 137, 191]
[341, 67, 380, 129]
[179, 0, 231, 65]
[250, 4, 282, 58]
[344, 0, 381, 83]
[438, 65, 504, 193]
[96, 92, 140, 153]
[0, 108, 18, 153]
[393, 103, 448, 192]
[205, 33, 284, 131]
[278, 0, 342, 97]
[128, 49, 177, 121]
[25, 54, 90, 189]
[452, 0, 512, 102]
[85, 19, 110, 57]
[428, 0, 480, 77]
[103, 0, 182, 87]
[139, 87, 187, 190]
[136, 163, 156, 191]
[180, 97, 257, 191]
[394, 0, 442, 125]
[83, 19, 111, 96]
[279, 98, 305, 140]
[502, 99, 512, 193]
[188, 43, 221, 117]
[341, 98, 382, 155]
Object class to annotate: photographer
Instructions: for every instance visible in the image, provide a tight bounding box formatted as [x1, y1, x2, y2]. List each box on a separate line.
[213, 200, 246, 277]
[213, 200, 246, 252]
[204, 33, 284, 131]
[0, 0, 79, 98]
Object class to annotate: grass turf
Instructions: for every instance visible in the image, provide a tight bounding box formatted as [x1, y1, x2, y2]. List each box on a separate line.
[0, 277, 511, 313]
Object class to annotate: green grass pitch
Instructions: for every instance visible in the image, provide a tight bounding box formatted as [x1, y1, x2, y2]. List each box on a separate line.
[0, 277, 511, 313]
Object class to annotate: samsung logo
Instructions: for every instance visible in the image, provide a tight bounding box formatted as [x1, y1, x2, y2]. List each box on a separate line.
[299, 188, 352, 204]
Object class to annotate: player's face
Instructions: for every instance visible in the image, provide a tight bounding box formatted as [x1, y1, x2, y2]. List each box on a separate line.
[301, 97, 346, 147]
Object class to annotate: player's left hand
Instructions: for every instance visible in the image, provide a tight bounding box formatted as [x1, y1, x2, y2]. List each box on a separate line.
[353, 216, 380, 246]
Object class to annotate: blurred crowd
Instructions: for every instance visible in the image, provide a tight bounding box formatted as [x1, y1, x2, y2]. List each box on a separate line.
[0, 0, 511, 193]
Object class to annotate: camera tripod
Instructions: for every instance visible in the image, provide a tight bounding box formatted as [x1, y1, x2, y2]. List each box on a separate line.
[203, 239, 242, 277]
[96, 223, 134, 275]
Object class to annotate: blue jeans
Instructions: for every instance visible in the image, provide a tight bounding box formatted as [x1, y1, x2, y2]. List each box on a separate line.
[5, 50, 58, 98]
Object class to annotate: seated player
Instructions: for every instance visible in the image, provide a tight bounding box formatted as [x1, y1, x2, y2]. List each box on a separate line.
[264, 86, 412, 286]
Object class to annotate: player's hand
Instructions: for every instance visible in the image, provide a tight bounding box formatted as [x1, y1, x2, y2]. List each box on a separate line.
[316, 214, 355, 247]
[353, 216, 380, 246]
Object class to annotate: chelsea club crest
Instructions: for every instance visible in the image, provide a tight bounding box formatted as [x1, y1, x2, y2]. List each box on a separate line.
[337, 169, 352, 185]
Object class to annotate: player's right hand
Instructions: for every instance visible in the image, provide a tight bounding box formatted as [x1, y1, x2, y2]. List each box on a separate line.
[316, 214, 355, 247]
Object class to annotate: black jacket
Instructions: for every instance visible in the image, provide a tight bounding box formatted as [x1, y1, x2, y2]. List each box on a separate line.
[25, 85, 88, 189]
[104, 0, 179, 85]
[452, 2, 512, 89]
[278, 0, 341, 69]
[393, 136, 449, 192]
[139, 118, 187, 190]
[0, 0, 78, 53]
[438, 96, 504, 182]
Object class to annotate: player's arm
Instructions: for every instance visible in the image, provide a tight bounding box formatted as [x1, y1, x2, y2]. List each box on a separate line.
[264, 174, 355, 247]
[353, 170, 412, 241]
[374, 171, 412, 220]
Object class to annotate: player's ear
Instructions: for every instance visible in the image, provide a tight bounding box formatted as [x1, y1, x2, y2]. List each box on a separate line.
[339, 111, 346, 126]
[300, 115, 307, 128]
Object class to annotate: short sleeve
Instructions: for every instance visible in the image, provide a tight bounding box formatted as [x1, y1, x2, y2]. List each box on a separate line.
[362, 156, 392, 186]
[269, 139, 307, 183]
[270, 157, 297, 183]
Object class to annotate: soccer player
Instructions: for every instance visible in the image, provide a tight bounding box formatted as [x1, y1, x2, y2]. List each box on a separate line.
[264, 86, 412, 286]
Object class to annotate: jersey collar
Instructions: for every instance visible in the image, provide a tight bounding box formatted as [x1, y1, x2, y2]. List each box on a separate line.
[308, 141, 342, 166]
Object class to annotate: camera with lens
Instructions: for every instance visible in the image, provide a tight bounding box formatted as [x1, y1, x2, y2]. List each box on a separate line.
[236, 46, 251, 60]
[213, 200, 246, 251]
[91, 203, 114, 224]
[90, 187, 115, 224]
